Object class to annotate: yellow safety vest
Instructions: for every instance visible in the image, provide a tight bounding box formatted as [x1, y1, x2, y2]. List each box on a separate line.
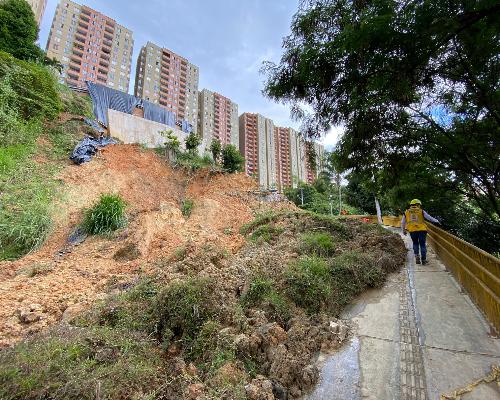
[405, 208, 427, 232]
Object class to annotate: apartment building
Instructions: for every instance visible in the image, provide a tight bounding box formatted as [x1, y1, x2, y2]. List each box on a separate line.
[305, 141, 325, 183]
[239, 113, 276, 190]
[134, 42, 199, 132]
[274, 126, 292, 191]
[27, 0, 47, 26]
[198, 89, 238, 154]
[46, 0, 133, 92]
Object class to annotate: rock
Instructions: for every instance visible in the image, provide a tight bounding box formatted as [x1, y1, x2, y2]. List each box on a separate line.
[17, 303, 44, 324]
[329, 321, 339, 333]
[62, 303, 86, 322]
[338, 324, 348, 341]
[259, 323, 287, 346]
[272, 381, 288, 400]
[185, 383, 205, 399]
[245, 375, 275, 400]
[186, 362, 198, 376]
[170, 357, 186, 376]
[234, 333, 251, 355]
[300, 364, 319, 388]
[212, 362, 247, 386]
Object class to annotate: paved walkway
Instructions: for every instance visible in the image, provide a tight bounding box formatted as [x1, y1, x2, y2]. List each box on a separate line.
[305, 231, 500, 400]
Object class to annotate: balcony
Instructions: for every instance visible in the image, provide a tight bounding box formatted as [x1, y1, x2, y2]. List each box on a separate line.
[104, 26, 114, 34]
[99, 60, 109, 68]
[80, 15, 90, 23]
[103, 39, 112, 48]
[100, 53, 110, 61]
[70, 56, 81, 65]
[67, 72, 79, 81]
[97, 76, 106, 83]
[101, 46, 111, 54]
[103, 32, 113, 41]
[78, 21, 89, 31]
[75, 35, 85, 44]
[98, 68, 107, 75]
[81, 8, 91, 16]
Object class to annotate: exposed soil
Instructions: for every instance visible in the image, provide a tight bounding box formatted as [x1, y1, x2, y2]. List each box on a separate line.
[0, 144, 289, 347]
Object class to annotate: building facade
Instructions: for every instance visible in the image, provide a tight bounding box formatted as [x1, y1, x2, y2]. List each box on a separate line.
[239, 113, 276, 190]
[198, 89, 238, 154]
[274, 126, 292, 192]
[305, 141, 325, 183]
[27, 0, 47, 26]
[46, 0, 133, 92]
[134, 42, 199, 132]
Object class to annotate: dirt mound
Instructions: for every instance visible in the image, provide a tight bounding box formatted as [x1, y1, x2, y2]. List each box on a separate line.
[0, 144, 271, 347]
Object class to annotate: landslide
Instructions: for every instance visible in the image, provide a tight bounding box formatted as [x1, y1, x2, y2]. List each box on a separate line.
[0, 144, 288, 347]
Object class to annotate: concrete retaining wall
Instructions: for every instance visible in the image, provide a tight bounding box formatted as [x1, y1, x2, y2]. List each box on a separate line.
[108, 109, 188, 150]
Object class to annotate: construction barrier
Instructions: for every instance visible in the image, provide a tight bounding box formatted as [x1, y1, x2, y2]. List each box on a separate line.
[348, 214, 500, 333]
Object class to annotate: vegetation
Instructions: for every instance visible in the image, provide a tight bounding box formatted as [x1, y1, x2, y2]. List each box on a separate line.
[264, 0, 500, 254]
[185, 132, 202, 154]
[0, 49, 90, 260]
[221, 144, 245, 173]
[0, 0, 44, 62]
[181, 198, 194, 217]
[82, 194, 127, 235]
[0, 326, 165, 400]
[209, 138, 222, 163]
[299, 231, 335, 256]
[250, 224, 284, 243]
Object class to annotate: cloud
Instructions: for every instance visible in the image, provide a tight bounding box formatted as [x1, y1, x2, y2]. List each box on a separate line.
[319, 125, 345, 151]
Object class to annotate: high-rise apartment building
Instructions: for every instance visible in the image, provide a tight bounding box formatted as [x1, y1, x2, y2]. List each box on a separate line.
[305, 141, 325, 183]
[27, 0, 47, 26]
[134, 42, 199, 132]
[239, 113, 276, 189]
[46, 0, 134, 92]
[274, 126, 292, 191]
[198, 89, 238, 153]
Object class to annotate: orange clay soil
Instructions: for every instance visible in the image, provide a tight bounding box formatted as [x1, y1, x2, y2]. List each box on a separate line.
[0, 144, 292, 347]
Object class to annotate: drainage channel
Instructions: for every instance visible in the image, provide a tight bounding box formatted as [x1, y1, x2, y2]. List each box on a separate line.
[399, 251, 428, 400]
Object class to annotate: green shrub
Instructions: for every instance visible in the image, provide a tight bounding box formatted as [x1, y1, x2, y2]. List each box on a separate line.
[154, 278, 217, 349]
[175, 151, 213, 171]
[240, 211, 281, 235]
[285, 256, 332, 314]
[300, 231, 335, 256]
[242, 276, 291, 325]
[189, 320, 236, 376]
[82, 194, 126, 235]
[59, 85, 93, 117]
[181, 198, 194, 217]
[0, 326, 165, 400]
[221, 144, 244, 173]
[250, 224, 284, 243]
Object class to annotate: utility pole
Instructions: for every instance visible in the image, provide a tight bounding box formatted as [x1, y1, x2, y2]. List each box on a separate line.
[329, 194, 333, 216]
[339, 184, 342, 215]
[300, 187, 304, 206]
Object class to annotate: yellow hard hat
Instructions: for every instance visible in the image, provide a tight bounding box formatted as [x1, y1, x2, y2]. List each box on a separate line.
[410, 199, 422, 205]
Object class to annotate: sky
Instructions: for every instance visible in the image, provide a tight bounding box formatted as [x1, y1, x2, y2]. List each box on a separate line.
[38, 0, 342, 149]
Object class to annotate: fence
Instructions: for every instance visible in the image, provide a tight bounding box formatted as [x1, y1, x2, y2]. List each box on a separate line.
[352, 215, 500, 333]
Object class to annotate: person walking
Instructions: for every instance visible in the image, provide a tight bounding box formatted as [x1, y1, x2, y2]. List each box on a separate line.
[401, 199, 440, 265]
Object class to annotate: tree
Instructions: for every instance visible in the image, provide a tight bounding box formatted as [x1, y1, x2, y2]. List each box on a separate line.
[160, 129, 180, 161]
[221, 144, 244, 173]
[185, 132, 201, 154]
[264, 0, 500, 221]
[0, 0, 44, 62]
[209, 138, 222, 164]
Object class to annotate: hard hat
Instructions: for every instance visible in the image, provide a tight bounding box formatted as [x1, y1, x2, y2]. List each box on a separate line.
[410, 199, 422, 205]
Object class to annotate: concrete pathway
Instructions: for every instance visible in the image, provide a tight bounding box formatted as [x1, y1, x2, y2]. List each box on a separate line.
[305, 231, 500, 400]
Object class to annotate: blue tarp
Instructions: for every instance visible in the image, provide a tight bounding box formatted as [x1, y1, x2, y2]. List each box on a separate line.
[143, 100, 176, 127]
[86, 81, 193, 133]
[70, 136, 118, 165]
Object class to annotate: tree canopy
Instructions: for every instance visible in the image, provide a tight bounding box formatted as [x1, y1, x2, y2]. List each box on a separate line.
[0, 0, 44, 62]
[264, 0, 500, 223]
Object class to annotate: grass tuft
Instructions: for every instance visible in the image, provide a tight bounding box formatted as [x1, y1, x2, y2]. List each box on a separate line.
[181, 198, 194, 217]
[299, 231, 335, 256]
[82, 194, 126, 235]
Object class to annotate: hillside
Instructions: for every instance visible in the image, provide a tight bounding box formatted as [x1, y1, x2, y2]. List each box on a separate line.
[0, 141, 406, 399]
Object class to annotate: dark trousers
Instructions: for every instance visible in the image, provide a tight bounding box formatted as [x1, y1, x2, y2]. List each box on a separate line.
[410, 231, 427, 260]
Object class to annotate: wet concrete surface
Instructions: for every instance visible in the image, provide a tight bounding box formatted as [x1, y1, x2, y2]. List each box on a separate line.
[303, 230, 500, 400]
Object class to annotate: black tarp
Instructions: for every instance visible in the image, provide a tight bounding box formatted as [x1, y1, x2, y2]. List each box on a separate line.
[70, 136, 118, 165]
